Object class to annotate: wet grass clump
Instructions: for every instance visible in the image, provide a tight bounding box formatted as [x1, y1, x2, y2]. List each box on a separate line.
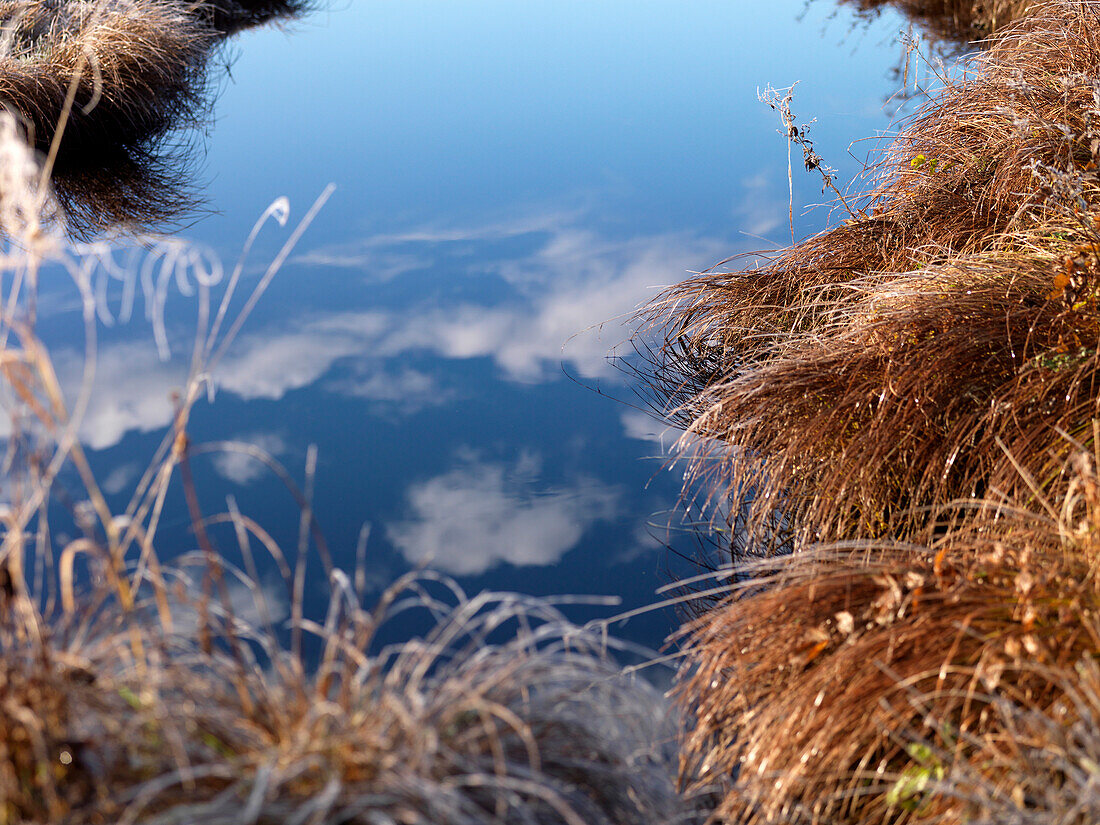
[640, 1, 1100, 822]
[639, 0, 1100, 550]
[0, 1, 209, 160]
[0, 1, 312, 159]
[0, 571, 690, 825]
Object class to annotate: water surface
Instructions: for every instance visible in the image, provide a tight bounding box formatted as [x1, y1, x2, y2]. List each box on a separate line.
[39, 0, 920, 650]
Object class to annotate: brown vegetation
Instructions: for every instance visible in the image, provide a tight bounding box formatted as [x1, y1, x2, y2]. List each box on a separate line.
[0, 1, 310, 235]
[0, 570, 691, 825]
[643, 1, 1100, 822]
[0, 0, 310, 157]
[676, 448, 1100, 823]
[639, 0, 1100, 550]
[0, 2, 208, 159]
[842, 0, 1035, 43]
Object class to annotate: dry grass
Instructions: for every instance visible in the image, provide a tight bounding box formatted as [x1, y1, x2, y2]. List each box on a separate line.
[841, 0, 1036, 43]
[637, 3, 1100, 822]
[675, 447, 1100, 824]
[0, 1, 311, 157]
[638, 0, 1100, 550]
[0, 1, 310, 235]
[0, 1, 210, 160]
[935, 657, 1100, 824]
[0, 569, 693, 825]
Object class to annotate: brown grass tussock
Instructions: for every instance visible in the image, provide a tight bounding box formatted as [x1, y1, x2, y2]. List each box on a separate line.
[677, 449, 1100, 824]
[640, 0, 1100, 549]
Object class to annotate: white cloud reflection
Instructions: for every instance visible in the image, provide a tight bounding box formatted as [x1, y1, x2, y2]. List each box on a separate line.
[51, 327, 365, 450]
[212, 432, 288, 485]
[166, 571, 290, 639]
[736, 170, 787, 239]
[44, 212, 736, 451]
[307, 222, 731, 382]
[620, 409, 677, 445]
[387, 451, 621, 576]
[101, 461, 139, 495]
[217, 328, 366, 400]
[54, 341, 181, 450]
[326, 365, 456, 414]
[291, 211, 579, 276]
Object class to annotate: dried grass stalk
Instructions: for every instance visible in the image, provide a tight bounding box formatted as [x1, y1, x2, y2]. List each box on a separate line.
[676, 448, 1100, 824]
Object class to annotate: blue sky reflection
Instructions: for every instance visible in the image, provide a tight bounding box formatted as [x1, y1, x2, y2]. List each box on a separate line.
[32, 0, 916, 649]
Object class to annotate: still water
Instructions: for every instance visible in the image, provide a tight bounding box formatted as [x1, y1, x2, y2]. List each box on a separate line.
[37, 0, 920, 650]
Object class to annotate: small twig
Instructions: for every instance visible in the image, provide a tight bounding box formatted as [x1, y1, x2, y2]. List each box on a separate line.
[759, 83, 865, 231]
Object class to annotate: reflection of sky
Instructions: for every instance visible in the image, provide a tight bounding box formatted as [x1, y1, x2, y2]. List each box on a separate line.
[204, 0, 910, 245]
[33, 0, 910, 649]
[388, 448, 621, 576]
[44, 214, 729, 445]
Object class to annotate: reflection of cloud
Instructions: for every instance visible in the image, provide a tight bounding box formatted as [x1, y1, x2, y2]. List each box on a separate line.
[55, 341, 181, 450]
[620, 409, 708, 462]
[292, 212, 578, 275]
[166, 572, 290, 638]
[54, 327, 365, 450]
[217, 327, 372, 401]
[212, 432, 288, 485]
[736, 171, 786, 239]
[45, 327, 368, 452]
[616, 522, 667, 565]
[387, 452, 621, 576]
[620, 409, 676, 445]
[326, 366, 454, 414]
[298, 213, 732, 380]
[45, 213, 736, 451]
[101, 462, 139, 495]
[292, 248, 431, 280]
[375, 228, 727, 382]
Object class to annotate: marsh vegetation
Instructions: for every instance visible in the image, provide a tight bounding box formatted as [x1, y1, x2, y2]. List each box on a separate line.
[0, 0, 310, 235]
[842, 0, 1033, 42]
[8, 0, 1100, 823]
[638, 0, 1100, 821]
